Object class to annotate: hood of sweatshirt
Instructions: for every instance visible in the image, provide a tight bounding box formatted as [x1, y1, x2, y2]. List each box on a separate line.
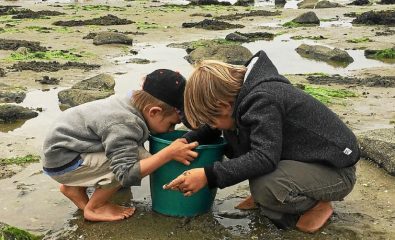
[235, 51, 291, 111]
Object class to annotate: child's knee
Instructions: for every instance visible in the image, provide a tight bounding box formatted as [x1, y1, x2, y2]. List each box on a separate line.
[59, 184, 68, 195]
[249, 175, 292, 207]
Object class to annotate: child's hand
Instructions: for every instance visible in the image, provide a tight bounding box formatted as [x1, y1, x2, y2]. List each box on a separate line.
[163, 168, 207, 197]
[166, 138, 199, 165]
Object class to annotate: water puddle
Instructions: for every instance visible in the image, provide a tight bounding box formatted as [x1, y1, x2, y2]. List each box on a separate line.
[0, 88, 63, 136]
[320, 18, 353, 28]
[243, 34, 393, 75]
[108, 44, 193, 96]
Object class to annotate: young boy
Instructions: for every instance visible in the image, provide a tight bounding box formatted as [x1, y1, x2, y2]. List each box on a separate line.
[164, 51, 360, 233]
[42, 69, 199, 222]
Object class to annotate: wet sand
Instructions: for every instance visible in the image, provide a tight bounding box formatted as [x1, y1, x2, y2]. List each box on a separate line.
[0, 0, 394, 239]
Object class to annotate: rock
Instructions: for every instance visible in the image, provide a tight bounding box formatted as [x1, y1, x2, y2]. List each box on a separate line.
[186, 44, 252, 65]
[182, 19, 244, 30]
[35, 76, 60, 85]
[11, 61, 100, 72]
[358, 128, 395, 175]
[234, 0, 255, 6]
[126, 58, 150, 64]
[348, 0, 370, 6]
[83, 32, 97, 39]
[58, 90, 114, 110]
[225, 31, 275, 42]
[306, 74, 395, 87]
[275, 0, 287, 5]
[225, 33, 249, 42]
[297, 0, 318, 9]
[352, 10, 395, 26]
[292, 11, 320, 24]
[0, 84, 26, 103]
[53, 14, 133, 27]
[0, 68, 5, 77]
[364, 46, 395, 59]
[72, 73, 115, 91]
[12, 9, 64, 19]
[93, 32, 133, 46]
[58, 73, 115, 109]
[296, 44, 354, 65]
[379, 0, 395, 4]
[0, 38, 47, 52]
[15, 47, 29, 55]
[0, 104, 38, 123]
[0, 223, 41, 240]
[315, 1, 342, 8]
[189, 0, 231, 5]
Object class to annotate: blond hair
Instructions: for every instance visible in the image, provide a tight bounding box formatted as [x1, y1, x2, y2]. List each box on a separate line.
[184, 60, 247, 129]
[131, 90, 175, 116]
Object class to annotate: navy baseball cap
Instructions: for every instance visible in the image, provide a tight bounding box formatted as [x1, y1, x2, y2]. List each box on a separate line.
[143, 69, 186, 110]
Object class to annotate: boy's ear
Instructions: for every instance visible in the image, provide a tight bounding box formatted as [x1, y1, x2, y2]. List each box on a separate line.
[148, 106, 163, 117]
[219, 101, 233, 111]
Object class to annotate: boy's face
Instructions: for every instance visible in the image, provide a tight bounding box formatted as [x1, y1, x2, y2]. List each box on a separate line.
[210, 104, 235, 130]
[146, 109, 181, 134]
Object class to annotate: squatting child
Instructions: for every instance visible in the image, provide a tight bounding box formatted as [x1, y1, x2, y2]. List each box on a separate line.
[165, 51, 360, 233]
[42, 69, 198, 222]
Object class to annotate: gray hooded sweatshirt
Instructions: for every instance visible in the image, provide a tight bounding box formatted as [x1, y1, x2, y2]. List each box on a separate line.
[42, 95, 149, 187]
[204, 51, 360, 189]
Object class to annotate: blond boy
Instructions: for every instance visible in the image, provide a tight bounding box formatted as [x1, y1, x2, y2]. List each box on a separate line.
[42, 69, 198, 222]
[165, 51, 359, 233]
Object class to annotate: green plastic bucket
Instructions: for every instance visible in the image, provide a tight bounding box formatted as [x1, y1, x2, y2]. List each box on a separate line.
[149, 130, 226, 217]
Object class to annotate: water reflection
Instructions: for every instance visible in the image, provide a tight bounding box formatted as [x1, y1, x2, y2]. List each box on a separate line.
[243, 34, 393, 75]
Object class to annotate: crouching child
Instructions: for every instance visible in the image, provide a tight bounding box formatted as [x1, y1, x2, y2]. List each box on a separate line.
[42, 69, 198, 222]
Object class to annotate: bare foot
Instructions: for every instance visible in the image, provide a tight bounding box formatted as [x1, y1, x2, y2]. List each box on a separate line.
[296, 201, 333, 233]
[84, 202, 135, 222]
[60, 185, 88, 210]
[235, 195, 258, 210]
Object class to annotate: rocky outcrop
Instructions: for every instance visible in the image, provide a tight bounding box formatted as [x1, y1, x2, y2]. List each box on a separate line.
[11, 61, 100, 72]
[297, 0, 318, 9]
[0, 38, 47, 52]
[379, 0, 395, 4]
[58, 73, 115, 109]
[35, 76, 60, 85]
[225, 31, 275, 42]
[93, 32, 133, 46]
[182, 19, 244, 30]
[12, 9, 64, 19]
[0, 84, 26, 103]
[306, 74, 395, 87]
[358, 128, 395, 175]
[234, 0, 255, 6]
[186, 44, 252, 65]
[53, 14, 133, 27]
[292, 11, 320, 24]
[188, 0, 231, 5]
[0, 104, 38, 123]
[348, 0, 370, 6]
[352, 10, 395, 25]
[296, 44, 354, 66]
[315, 1, 343, 8]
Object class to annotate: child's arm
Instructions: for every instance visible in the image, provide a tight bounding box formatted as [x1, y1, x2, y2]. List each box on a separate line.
[139, 138, 198, 178]
[103, 122, 196, 187]
[163, 168, 206, 197]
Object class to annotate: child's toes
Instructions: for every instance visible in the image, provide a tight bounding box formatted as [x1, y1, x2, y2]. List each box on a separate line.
[123, 207, 135, 217]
